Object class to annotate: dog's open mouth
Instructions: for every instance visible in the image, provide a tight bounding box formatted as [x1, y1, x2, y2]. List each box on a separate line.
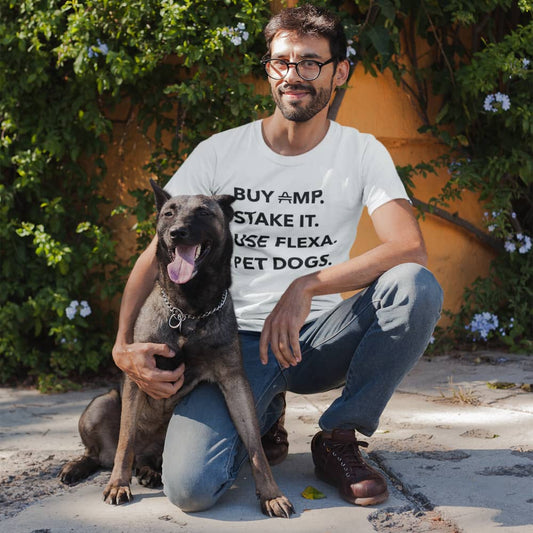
[167, 242, 211, 284]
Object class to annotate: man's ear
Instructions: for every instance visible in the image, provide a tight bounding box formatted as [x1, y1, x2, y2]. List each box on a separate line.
[334, 59, 350, 87]
[215, 194, 235, 222]
[150, 179, 171, 213]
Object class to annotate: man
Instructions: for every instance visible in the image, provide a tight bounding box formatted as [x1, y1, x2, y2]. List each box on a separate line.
[112, 4, 443, 511]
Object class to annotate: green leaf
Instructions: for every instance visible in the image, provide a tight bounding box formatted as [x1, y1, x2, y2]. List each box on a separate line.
[301, 485, 326, 500]
[486, 381, 516, 390]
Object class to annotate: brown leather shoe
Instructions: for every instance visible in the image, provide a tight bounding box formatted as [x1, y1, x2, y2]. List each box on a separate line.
[261, 394, 289, 466]
[311, 429, 389, 506]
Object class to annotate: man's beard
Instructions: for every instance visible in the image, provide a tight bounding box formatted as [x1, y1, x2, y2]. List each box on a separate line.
[273, 83, 333, 122]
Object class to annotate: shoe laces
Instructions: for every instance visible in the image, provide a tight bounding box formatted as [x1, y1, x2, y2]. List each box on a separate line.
[327, 439, 369, 478]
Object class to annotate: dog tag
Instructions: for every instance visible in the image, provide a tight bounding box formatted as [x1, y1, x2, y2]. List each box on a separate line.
[168, 312, 184, 330]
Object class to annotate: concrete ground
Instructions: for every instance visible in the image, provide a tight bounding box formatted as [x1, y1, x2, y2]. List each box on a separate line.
[1, 350, 532, 532]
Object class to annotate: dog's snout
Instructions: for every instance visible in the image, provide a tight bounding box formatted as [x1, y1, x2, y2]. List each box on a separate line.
[170, 226, 190, 240]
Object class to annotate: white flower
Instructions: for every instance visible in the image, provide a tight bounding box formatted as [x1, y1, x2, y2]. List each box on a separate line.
[346, 45, 356, 58]
[488, 224, 496, 233]
[88, 39, 109, 59]
[483, 92, 511, 112]
[498, 92, 511, 110]
[221, 24, 249, 46]
[66, 299, 91, 319]
[503, 233, 531, 254]
[467, 312, 499, 341]
[79, 300, 92, 318]
[523, 58, 530, 69]
[448, 160, 462, 175]
[66, 300, 79, 320]
[97, 40, 109, 55]
[518, 234, 532, 254]
[504, 240, 516, 253]
[483, 94, 495, 112]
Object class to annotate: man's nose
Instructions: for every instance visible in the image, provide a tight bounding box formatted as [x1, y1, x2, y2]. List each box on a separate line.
[284, 63, 303, 82]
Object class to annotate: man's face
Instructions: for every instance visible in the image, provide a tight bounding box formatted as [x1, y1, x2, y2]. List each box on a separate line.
[268, 31, 338, 123]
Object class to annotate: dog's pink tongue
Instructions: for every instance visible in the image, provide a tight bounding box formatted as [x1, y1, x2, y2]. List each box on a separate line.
[168, 245, 198, 284]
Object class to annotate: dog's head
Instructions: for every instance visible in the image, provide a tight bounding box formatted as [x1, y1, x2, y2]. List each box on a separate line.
[150, 179, 235, 285]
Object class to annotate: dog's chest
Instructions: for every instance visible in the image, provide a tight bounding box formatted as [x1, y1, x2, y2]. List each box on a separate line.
[156, 330, 218, 376]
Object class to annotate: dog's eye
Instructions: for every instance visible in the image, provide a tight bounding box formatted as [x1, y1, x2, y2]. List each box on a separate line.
[197, 207, 213, 217]
[163, 210, 173, 217]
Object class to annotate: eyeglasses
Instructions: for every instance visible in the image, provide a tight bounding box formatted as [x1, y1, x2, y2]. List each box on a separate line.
[261, 57, 336, 81]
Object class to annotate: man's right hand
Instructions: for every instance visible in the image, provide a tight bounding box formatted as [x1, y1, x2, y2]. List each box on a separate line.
[112, 342, 185, 400]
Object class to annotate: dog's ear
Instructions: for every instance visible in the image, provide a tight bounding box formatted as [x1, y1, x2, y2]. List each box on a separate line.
[150, 179, 171, 213]
[215, 195, 235, 222]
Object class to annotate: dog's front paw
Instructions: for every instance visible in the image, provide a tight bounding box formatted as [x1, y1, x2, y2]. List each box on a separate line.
[103, 482, 133, 505]
[261, 494, 295, 518]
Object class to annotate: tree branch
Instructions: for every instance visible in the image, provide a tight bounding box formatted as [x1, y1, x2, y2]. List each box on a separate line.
[412, 197, 503, 252]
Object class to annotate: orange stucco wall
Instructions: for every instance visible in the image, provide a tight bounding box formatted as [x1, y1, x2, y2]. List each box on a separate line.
[100, 63, 494, 325]
[337, 66, 494, 317]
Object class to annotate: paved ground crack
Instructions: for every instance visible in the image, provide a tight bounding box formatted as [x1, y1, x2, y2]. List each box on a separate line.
[368, 451, 461, 532]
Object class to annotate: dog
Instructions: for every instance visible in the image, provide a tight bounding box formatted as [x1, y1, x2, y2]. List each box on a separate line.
[59, 180, 294, 518]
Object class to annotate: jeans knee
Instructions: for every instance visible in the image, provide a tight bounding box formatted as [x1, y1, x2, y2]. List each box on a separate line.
[162, 450, 233, 512]
[413, 264, 443, 315]
[163, 468, 223, 512]
[380, 263, 443, 320]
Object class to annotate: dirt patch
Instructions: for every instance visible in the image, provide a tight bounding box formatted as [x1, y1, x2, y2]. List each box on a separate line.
[510, 447, 533, 460]
[0, 450, 104, 519]
[476, 464, 533, 478]
[372, 434, 471, 462]
[460, 429, 500, 439]
[368, 506, 460, 532]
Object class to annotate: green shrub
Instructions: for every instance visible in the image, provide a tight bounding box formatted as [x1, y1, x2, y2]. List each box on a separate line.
[0, 0, 271, 390]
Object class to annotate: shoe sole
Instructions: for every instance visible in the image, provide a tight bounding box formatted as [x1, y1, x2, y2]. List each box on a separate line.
[314, 467, 389, 506]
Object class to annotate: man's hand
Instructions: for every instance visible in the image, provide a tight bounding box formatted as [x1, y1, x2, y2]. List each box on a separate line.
[259, 278, 313, 368]
[112, 342, 185, 400]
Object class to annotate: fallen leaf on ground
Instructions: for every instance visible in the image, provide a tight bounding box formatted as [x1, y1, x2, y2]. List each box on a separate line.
[301, 485, 326, 500]
[487, 381, 515, 390]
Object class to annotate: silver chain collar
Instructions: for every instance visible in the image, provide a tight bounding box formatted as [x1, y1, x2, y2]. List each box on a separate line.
[158, 281, 228, 331]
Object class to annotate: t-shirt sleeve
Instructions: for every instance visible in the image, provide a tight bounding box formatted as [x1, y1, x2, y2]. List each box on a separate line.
[360, 136, 410, 215]
[164, 139, 217, 196]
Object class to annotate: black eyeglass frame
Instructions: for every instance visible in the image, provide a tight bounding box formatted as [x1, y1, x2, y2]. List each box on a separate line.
[261, 56, 337, 81]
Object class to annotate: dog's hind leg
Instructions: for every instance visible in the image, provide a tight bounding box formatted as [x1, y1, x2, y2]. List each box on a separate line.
[59, 388, 121, 485]
[217, 369, 294, 518]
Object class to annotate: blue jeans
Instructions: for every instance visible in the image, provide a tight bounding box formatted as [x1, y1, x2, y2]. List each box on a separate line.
[161, 263, 443, 511]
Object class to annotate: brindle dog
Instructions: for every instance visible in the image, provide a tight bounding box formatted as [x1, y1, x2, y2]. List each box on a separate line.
[59, 180, 294, 518]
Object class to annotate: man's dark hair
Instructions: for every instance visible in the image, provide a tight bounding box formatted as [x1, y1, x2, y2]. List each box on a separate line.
[264, 3, 347, 62]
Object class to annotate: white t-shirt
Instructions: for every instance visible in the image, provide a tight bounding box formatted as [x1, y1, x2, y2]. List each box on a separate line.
[165, 119, 409, 331]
